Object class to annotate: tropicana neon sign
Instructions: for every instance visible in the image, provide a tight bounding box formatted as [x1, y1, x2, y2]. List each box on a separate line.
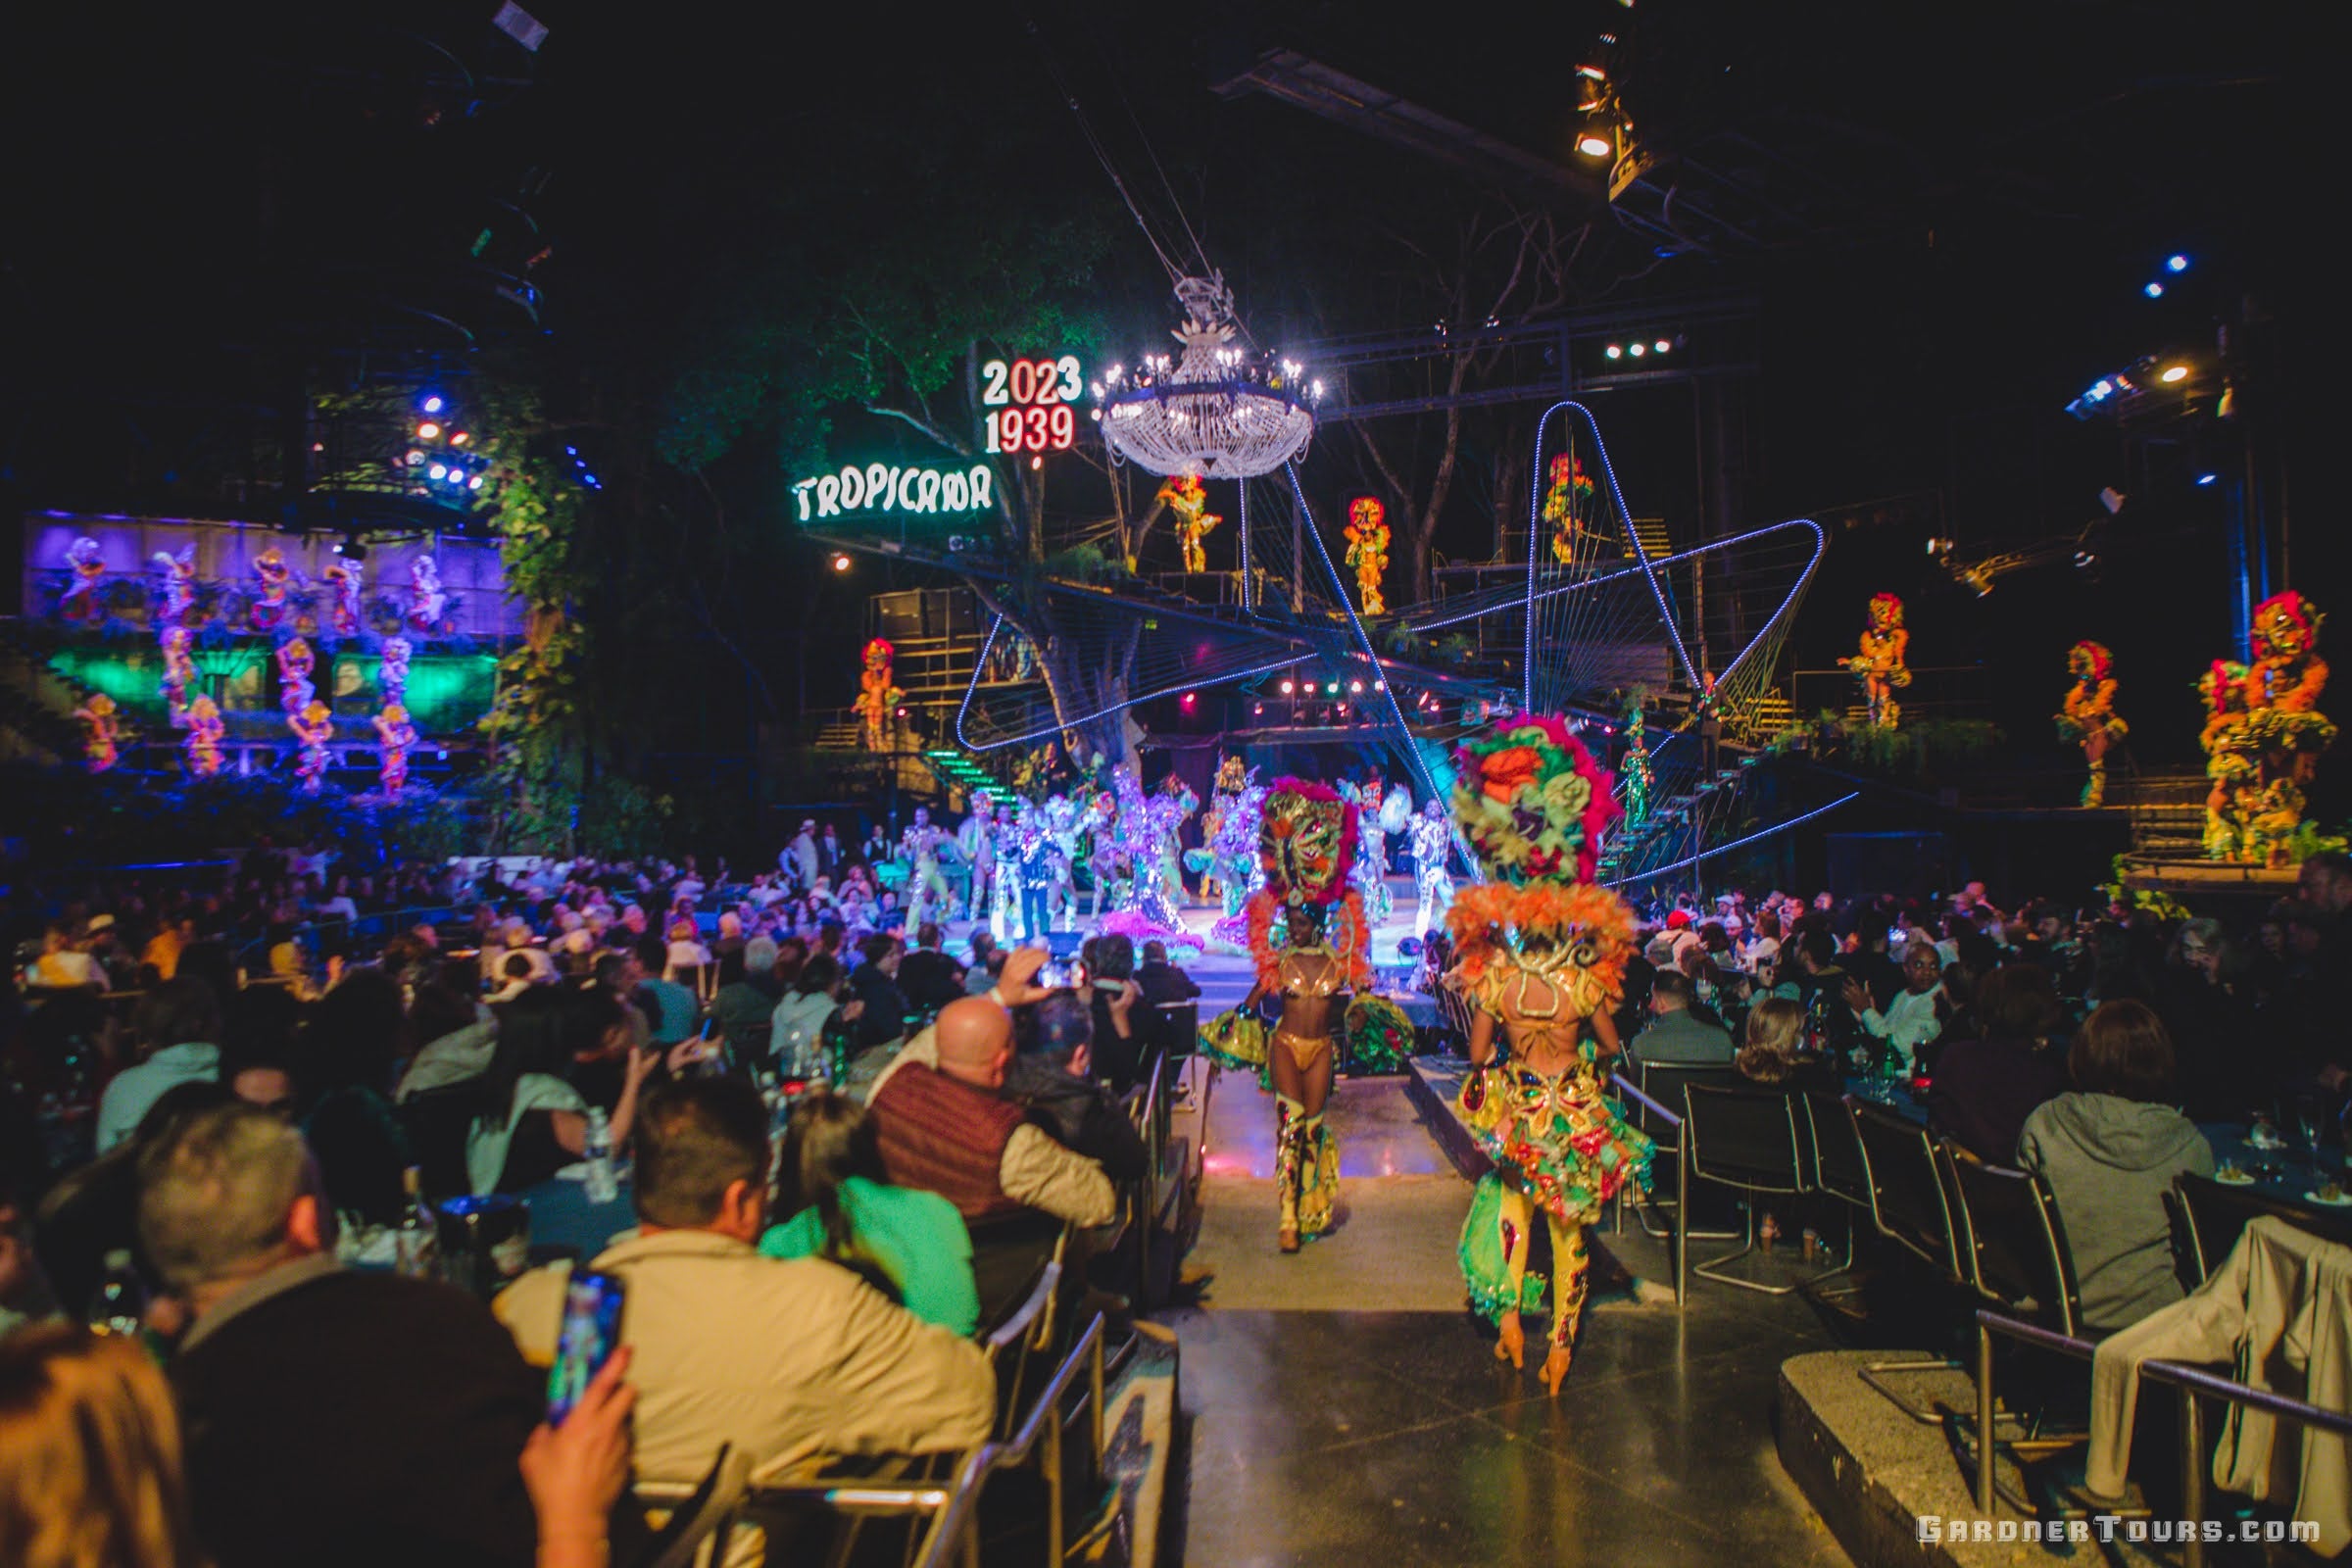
[791, 462, 996, 521]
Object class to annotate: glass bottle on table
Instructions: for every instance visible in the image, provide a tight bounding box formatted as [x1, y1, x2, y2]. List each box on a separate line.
[582, 1106, 618, 1204]
[86, 1249, 146, 1339]
[394, 1166, 439, 1278]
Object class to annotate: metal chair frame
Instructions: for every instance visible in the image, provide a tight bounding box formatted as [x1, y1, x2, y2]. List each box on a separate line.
[1848, 1101, 1971, 1423]
[1682, 1082, 1849, 1296]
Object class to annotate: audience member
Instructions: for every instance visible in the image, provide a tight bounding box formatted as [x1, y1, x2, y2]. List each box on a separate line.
[493, 1079, 993, 1531]
[1133, 940, 1200, 1007]
[0, 1322, 205, 1568]
[1005, 992, 1151, 1184]
[142, 1102, 544, 1568]
[760, 1089, 980, 1335]
[1626, 972, 1734, 1064]
[1733, 998, 1839, 1093]
[896, 922, 967, 1014]
[467, 986, 653, 1196]
[1927, 963, 2069, 1164]
[2017, 1001, 2214, 1333]
[96, 980, 223, 1155]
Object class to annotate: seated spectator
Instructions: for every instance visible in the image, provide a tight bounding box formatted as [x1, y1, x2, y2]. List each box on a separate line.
[771, 954, 855, 1084]
[1927, 963, 2070, 1164]
[1733, 998, 1841, 1094]
[488, 952, 537, 1004]
[1843, 938, 1943, 1073]
[2017, 1001, 2214, 1334]
[1004, 992, 1150, 1185]
[396, 981, 498, 1101]
[1086, 934, 1146, 1096]
[846, 933, 912, 1062]
[141, 1102, 544, 1568]
[0, 1322, 206, 1568]
[963, 931, 999, 997]
[467, 987, 653, 1196]
[662, 918, 712, 991]
[866, 996, 1116, 1229]
[1133, 940, 1201, 1007]
[31, 923, 103, 991]
[895, 922, 968, 1015]
[710, 939, 784, 1070]
[96, 979, 223, 1155]
[760, 1089, 980, 1335]
[0, 1185, 61, 1339]
[1626, 972, 1735, 1065]
[36, 1082, 235, 1324]
[493, 1079, 993, 1519]
[297, 967, 415, 1228]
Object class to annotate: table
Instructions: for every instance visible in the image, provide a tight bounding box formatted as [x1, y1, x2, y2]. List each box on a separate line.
[2199, 1122, 2348, 1207]
[520, 1169, 638, 1259]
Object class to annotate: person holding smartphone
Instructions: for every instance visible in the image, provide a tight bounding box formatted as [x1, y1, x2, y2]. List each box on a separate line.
[1086, 935, 1145, 1096]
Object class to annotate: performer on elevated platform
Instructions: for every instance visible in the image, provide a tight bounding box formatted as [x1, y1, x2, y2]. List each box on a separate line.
[1448, 714, 1654, 1396]
[2056, 641, 2127, 808]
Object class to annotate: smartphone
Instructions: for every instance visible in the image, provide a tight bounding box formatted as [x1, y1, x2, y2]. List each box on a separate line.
[1034, 960, 1071, 989]
[545, 1269, 625, 1425]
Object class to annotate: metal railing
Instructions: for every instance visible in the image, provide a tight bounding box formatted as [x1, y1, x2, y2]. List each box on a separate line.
[1973, 1309, 2352, 1565]
[1606, 1075, 1689, 1307]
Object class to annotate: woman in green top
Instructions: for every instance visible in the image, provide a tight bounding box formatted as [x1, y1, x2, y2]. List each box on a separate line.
[759, 1090, 980, 1336]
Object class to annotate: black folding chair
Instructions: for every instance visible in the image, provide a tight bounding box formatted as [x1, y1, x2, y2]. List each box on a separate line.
[1683, 1083, 1847, 1295]
[1620, 1057, 1740, 1242]
[1849, 1102, 1967, 1422]
[1940, 1147, 2081, 1336]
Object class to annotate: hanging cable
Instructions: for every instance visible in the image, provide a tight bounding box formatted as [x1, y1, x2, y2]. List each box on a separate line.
[1023, 17, 1188, 281]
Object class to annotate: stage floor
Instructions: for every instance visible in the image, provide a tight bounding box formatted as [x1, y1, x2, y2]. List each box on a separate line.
[1157, 1057, 1853, 1566]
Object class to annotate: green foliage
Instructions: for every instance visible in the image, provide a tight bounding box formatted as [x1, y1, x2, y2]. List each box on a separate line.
[1041, 543, 1124, 584]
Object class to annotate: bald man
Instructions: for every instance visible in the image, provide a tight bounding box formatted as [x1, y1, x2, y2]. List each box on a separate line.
[866, 995, 1116, 1228]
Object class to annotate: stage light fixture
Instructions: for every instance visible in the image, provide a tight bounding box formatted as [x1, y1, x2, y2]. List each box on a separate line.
[417, 422, 442, 440]
[449, 430, 469, 446]
[2144, 281, 2165, 299]
[830, 553, 853, 573]
[2197, 472, 2219, 486]
[1576, 64, 1607, 80]
[467, 475, 483, 490]
[1253, 703, 1264, 715]
[420, 395, 444, 414]
[1653, 339, 1671, 353]
[1349, 679, 1363, 693]
[428, 464, 447, 480]
[332, 535, 368, 562]
[1576, 132, 1614, 159]
[2074, 549, 2098, 569]
[1280, 679, 1295, 694]
[2167, 254, 2189, 272]
[405, 450, 424, 466]
[2159, 364, 2189, 383]
[1605, 344, 1623, 360]
[1628, 343, 1646, 357]
[1180, 692, 1197, 710]
[1373, 680, 1385, 692]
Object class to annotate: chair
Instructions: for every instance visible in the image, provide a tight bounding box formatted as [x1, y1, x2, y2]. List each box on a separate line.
[984, 1255, 1064, 1440]
[1621, 1058, 1741, 1241]
[628, 1444, 751, 1568]
[394, 1084, 480, 1202]
[1939, 1146, 2081, 1337]
[1147, 1001, 1199, 1062]
[1682, 1083, 1845, 1295]
[2174, 1171, 2352, 1285]
[1849, 1102, 1967, 1422]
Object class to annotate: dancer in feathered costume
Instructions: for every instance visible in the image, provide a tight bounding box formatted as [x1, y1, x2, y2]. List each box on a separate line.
[378, 636, 412, 708]
[275, 637, 317, 717]
[2056, 641, 2128, 808]
[60, 538, 107, 622]
[289, 699, 333, 794]
[2202, 591, 2338, 865]
[374, 704, 417, 794]
[320, 561, 366, 636]
[159, 626, 196, 722]
[1620, 706, 1654, 827]
[1844, 592, 1911, 728]
[407, 556, 448, 634]
[151, 545, 197, 627]
[1449, 713, 1654, 1396]
[1203, 779, 1373, 1252]
[74, 693, 122, 773]
[184, 696, 225, 778]
[249, 549, 295, 632]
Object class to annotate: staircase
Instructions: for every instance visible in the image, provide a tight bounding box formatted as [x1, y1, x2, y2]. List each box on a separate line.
[2119, 766, 2210, 860]
[1598, 750, 1764, 885]
[0, 618, 102, 763]
[1623, 516, 1672, 562]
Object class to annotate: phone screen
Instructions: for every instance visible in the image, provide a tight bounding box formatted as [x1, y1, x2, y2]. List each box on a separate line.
[546, 1269, 625, 1425]
[1034, 960, 1072, 989]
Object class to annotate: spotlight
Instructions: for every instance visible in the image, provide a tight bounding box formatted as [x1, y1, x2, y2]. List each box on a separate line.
[2143, 281, 2165, 299]
[467, 475, 483, 490]
[428, 464, 447, 480]
[449, 430, 469, 446]
[1576, 132, 1614, 159]
[1253, 703, 1264, 715]
[830, 553, 853, 573]
[1605, 344, 1623, 360]
[2099, 487, 2129, 514]
[2166, 254, 2189, 272]
[2074, 550, 2098, 569]
[1280, 679, 1296, 695]
[2196, 472, 2219, 486]
[420, 395, 444, 414]
[1628, 342, 1646, 357]
[1926, 536, 1954, 558]
[1349, 679, 1363, 694]
[2159, 364, 2189, 383]
[1180, 692, 1197, 710]
[405, 450, 424, 466]
[1576, 64, 1607, 80]
[417, 422, 442, 440]
[1653, 339, 1671, 353]
[332, 535, 368, 562]
[1373, 680, 1385, 692]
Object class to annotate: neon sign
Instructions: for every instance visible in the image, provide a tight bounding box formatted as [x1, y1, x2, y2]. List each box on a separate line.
[791, 462, 997, 521]
[980, 355, 1082, 455]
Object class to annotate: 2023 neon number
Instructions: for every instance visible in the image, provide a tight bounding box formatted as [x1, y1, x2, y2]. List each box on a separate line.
[980, 356, 1082, 454]
[987, 405, 1076, 454]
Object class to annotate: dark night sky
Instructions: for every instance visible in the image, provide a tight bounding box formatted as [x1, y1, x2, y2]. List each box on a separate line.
[2, 1, 2328, 760]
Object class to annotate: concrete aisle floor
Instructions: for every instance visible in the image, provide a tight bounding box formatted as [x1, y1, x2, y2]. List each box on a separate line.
[1164, 1064, 1852, 1567]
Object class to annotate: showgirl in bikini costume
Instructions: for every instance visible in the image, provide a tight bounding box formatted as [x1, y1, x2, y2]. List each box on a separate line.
[1203, 779, 1373, 1252]
[1449, 713, 1654, 1396]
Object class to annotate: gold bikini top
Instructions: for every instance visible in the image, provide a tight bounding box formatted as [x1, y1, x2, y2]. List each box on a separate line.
[1278, 948, 1343, 999]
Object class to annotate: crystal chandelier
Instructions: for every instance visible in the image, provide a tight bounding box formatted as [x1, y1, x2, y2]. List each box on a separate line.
[1092, 275, 1321, 479]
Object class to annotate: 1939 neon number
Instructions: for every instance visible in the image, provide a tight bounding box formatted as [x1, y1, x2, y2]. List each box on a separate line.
[981, 356, 1082, 455]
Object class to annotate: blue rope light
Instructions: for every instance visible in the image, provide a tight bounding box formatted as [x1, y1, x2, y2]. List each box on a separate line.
[1411, 517, 1826, 638]
[1522, 403, 1703, 708]
[1604, 792, 1860, 889]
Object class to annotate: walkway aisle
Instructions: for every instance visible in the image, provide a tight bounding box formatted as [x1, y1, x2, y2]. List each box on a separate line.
[1163, 1066, 1852, 1568]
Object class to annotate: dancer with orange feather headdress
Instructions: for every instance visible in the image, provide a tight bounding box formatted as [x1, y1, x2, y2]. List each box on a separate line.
[1201, 777, 1372, 1252]
[2056, 641, 2128, 808]
[1448, 713, 1654, 1396]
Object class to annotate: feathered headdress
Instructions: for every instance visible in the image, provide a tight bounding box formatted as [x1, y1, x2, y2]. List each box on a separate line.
[1257, 776, 1357, 907]
[2253, 591, 2321, 655]
[2069, 641, 2114, 683]
[1448, 713, 1620, 887]
[1868, 592, 1904, 627]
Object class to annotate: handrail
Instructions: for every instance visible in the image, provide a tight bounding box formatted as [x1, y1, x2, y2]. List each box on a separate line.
[1974, 1307, 2352, 1564]
[1607, 1074, 1684, 1129]
[1601, 1070, 1686, 1305]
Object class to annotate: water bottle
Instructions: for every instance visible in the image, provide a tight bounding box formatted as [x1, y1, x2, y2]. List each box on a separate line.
[87, 1250, 146, 1338]
[393, 1166, 439, 1279]
[583, 1106, 618, 1204]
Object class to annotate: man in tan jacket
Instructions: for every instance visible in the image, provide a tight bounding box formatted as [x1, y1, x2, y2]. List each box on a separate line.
[495, 1078, 995, 1500]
